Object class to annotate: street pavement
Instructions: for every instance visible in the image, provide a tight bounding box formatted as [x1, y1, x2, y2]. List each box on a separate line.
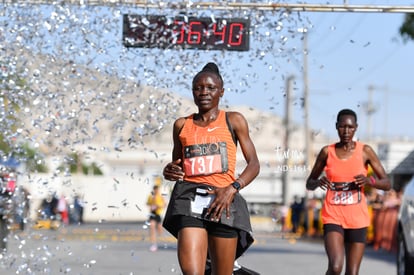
[0, 221, 397, 274]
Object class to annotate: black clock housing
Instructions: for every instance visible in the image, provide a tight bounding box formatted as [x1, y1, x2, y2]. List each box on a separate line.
[123, 14, 250, 51]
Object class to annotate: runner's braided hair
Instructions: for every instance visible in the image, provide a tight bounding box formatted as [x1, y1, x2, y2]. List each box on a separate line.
[192, 62, 224, 87]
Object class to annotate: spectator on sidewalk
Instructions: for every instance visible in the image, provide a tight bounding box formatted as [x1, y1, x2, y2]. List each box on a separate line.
[146, 185, 166, 252]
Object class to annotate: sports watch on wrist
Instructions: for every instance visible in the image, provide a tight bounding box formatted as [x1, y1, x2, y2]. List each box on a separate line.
[231, 181, 241, 191]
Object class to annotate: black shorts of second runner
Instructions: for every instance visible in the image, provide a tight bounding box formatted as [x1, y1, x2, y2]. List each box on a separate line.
[149, 212, 162, 223]
[176, 215, 238, 238]
[323, 223, 367, 243]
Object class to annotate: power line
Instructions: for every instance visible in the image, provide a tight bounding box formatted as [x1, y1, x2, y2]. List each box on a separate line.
[310, 13, 368, 56]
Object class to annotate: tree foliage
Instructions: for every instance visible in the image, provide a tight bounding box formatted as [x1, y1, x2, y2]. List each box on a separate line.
[16, 143, 48, 173]
[400, 13, 414, 42]
[60, 152, 103, 176]
[0, 61, 48, 173]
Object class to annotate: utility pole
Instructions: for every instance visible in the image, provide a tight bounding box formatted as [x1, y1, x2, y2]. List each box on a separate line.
[282, 75, 294, 206]
[303, 32, 312, 176]
[365, 85, 378, 141]
[383, 86, 388, 138]
[365, 85, 389, 140]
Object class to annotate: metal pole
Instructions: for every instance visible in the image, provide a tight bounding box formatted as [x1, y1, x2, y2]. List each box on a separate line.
[282, 75, 294, 205]
[367, 85, 374, 141]
[2, 1, 414, 13]
[303, 33, 311, 173]
[383, 86, 388, 138]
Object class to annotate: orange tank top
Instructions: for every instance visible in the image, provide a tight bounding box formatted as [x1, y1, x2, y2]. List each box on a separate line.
[321, 141, 370, 228]
[179, 110, 237, 188]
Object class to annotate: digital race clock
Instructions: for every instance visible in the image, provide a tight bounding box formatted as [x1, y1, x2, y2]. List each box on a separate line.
[122, 14, 250, 51]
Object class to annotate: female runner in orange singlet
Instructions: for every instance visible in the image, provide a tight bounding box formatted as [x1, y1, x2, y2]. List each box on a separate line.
[306, 109, 390, 275]
[162, 62, 260, 275]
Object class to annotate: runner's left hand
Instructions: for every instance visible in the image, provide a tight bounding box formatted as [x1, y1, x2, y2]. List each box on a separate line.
[206, 186, 236, 221]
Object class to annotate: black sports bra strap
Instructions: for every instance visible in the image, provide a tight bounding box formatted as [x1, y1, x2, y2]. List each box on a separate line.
[225, 112, 238, 146]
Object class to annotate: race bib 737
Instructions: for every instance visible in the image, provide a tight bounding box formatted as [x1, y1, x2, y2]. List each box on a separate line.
[183, 142, 228, 176]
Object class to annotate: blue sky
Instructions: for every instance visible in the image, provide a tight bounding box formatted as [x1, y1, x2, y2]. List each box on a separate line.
[2, 1, 413, 142]
[162, 3, 414, 141]
[271, 3, 413, 141]
[249, 5, 414, 141]
[119, 1, 414, 141]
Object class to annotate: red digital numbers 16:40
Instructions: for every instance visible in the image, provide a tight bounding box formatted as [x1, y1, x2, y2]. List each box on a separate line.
[172, 20, 246, 47]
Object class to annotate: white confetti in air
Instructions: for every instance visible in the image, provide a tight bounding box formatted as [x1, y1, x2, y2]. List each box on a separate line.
[0, 1, 311, 273]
